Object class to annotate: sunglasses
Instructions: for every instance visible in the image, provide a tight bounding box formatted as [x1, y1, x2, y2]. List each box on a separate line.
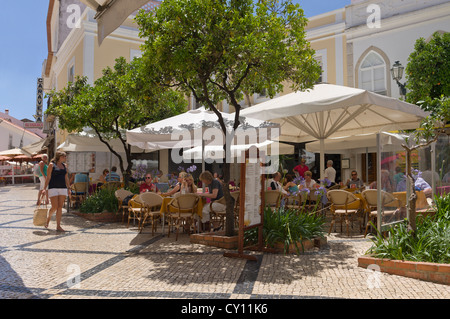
[145, 177, 152, 179]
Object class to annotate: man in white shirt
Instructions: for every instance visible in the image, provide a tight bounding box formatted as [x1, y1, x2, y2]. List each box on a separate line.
[324, 160, 336, 186]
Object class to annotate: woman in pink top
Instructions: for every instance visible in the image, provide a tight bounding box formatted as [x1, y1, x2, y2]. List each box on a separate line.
[293, 158, 309, 178]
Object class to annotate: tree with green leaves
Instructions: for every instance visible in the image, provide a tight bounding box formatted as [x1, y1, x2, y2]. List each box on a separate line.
[46, 57, 187, 181]
[405, 32, 450, 107]
[136, 0, 321, 236]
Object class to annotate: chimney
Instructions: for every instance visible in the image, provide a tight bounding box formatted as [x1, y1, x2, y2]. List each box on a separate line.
[5, 109, 9, 115]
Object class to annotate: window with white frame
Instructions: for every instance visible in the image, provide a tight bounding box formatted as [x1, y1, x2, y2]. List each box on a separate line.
[67, 57, 75, 84]
[359, 51, 386, 95]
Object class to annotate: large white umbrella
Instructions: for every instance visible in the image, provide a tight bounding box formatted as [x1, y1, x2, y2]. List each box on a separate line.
[58, 131, 145, 153]
[240, 84, 429, 180]
[0, 148, 32, 157]
[126, 107, 279, 169]
[183, 140, 294, 161]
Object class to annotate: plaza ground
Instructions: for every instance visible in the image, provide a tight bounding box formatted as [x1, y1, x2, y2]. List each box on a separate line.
[0, 184, 448, 300]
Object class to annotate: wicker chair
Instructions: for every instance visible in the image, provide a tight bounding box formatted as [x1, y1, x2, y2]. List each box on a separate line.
[209, 196, 227, 230]
[139, 192, 163, 235]
[264, 190, 283, 210]
[115, 189, 133, 223]
[327, 190, 362, 237]
[166, 193, 200, 240]
[127, 195, 144, 229]
[70, 182, 88, 208]
[362, 189, 401, 237]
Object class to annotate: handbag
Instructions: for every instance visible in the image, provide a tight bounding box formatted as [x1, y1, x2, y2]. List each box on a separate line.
[33, 202, 48, 226]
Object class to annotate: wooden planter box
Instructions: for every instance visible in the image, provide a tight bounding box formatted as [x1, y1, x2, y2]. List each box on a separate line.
[73, 211, 122, 223]
[190, 231, 238, 250]
[270, 236, 328, 254]
[190, 231, 327, 254]
[358, 256, 450, 285]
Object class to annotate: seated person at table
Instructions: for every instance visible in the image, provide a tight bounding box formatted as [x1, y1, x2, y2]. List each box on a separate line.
[105, 166, 121, 182]
[74, 172, 88, 183]
[181, 174, 197, 194]
[299, 171, 318, 190]
[346, 170, 364, 189]
[139, 173, 158, 193]
[164, 172, 186, 196]
[283, 174, 299, 194]
[268, 172, 288, 194]
[396, 173, 432, 197]
[97, 169, 109, 188]
[369, 170, 394, 192]
[199, 171, 225, 232]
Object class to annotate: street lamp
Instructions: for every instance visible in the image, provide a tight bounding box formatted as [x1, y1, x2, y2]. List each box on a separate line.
[390, 60, 407, 97]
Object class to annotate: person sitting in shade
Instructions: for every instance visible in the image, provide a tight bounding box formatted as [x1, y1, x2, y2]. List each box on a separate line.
[164, 172, 186, 196]
[139, 173, 158, 193]
[182, 174, 197, 194]
[346, 170, 364, 189]
[74, 172, 88, 183]
[268, 172, 288, 195]
[105, 166, 121, 182]
[199, 171, 225, 232]
[283, 174, 299, 194]
[299, 171, 319, 190]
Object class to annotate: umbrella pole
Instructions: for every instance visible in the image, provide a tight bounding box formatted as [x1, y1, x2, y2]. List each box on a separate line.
[320, 139, 325, 181]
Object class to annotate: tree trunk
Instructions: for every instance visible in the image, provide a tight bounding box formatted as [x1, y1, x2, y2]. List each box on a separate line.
[222, 162, 235, 236]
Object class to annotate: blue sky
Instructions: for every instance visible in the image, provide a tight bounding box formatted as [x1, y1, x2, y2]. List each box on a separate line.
[0, 0, 351, 121]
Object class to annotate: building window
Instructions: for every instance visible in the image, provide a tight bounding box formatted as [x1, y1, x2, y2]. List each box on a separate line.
[130, 49, 142, 60]
[68, 57, 75, 84]
[359, 51, 386, 95]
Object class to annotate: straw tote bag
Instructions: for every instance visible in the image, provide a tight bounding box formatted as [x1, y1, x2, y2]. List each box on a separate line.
[33, 202, 48, 226]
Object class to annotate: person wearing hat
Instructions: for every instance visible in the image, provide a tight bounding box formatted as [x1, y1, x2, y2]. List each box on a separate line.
[293, 158, 309, 178]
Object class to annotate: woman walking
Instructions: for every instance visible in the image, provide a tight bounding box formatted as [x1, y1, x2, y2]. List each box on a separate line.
[43, 151, 70, 232]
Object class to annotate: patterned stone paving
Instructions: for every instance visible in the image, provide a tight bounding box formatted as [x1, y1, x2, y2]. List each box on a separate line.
[0, 184, 448, 301]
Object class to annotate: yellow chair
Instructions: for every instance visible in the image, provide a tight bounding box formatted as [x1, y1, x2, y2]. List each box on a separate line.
[139, 192, 163, 235]
[167, 194, 200, 240]
[127, 195, 144, 229]
[327, 190, 362, 237]
[114, 189, 133, 223]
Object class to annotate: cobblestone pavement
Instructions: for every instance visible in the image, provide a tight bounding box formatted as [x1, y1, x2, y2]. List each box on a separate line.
[0, 184, 448, 300]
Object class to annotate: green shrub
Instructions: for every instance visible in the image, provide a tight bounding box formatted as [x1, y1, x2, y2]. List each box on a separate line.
[79, 188, 119, 214]
[245, 206, 326, 254]
[367, 193, 450, 264]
